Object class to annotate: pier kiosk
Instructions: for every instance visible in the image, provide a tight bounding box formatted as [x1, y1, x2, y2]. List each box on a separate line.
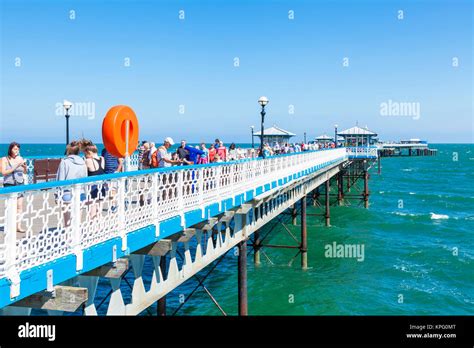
[252, 125, 296, 147]
[337, 125, 378, 147]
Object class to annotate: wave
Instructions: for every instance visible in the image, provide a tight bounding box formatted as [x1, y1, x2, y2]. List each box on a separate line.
[389, 211, 468, 221]
[430, 213, 449, 220]
[401, 169, 413, 172]
[393, 212, 418, 217]
[394, 262, 433, 280]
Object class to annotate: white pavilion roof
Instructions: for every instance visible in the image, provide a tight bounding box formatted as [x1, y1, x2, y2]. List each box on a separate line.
[315, 134, 333, 140]
[338, 126, 377, 136]
[253, 125, 296, 137]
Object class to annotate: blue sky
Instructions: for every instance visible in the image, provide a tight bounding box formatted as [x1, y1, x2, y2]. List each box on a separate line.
[0, 0, 472, 144]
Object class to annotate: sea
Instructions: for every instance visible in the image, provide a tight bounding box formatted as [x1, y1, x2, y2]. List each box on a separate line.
[1, 143, 473, 315]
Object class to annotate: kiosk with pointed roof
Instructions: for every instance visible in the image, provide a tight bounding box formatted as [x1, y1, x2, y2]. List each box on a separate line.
[252, 125, 296, 146]
[338, 125, 378, 147]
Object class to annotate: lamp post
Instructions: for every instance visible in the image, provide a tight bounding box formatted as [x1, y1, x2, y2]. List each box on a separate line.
[334, 124, 338, 148]
[251, 125, 255, 149]
[63, 100, 73, 145]
[258, 96, 269, 158]
[304, 132, 307, 144]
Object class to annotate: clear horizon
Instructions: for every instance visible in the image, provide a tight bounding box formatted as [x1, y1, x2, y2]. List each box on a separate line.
[1, 0, 472, 143]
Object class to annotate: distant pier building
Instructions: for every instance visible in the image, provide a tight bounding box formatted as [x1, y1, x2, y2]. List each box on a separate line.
[338, 126, 378, 147]
[252, 125, 296, 146]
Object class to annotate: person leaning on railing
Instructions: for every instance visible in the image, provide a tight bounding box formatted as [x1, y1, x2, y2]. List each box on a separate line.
[1, 142, 27, 232]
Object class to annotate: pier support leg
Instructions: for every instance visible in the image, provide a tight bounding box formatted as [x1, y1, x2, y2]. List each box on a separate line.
[337, 172, 343, 206]
[378, 156, 381, 174]
[157, 256, 167, 316]
[312, 187, 319, 206]
[325, 180, 330, 227]
[291, 204, 297, 226]
[300, 196, 308, 270]
[347, 168, 351, 192]
[253, 230, 261, 266]
[364, 170, 369, 209]
[238, 240, 248, 316]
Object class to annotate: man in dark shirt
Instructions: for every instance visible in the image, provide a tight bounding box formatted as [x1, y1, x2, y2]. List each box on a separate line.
[176, 140, 191, 165]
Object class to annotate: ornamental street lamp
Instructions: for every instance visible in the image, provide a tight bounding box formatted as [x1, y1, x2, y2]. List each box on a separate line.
[63, 100, 73, 145]
[334, 124, 338, 148]
[258, 96, 269, 158]
[251, 125, 255, 148]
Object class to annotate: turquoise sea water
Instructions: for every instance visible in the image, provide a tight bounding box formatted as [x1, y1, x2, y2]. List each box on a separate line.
[2, 143, 473, 315]
[160, 144, 474, 315]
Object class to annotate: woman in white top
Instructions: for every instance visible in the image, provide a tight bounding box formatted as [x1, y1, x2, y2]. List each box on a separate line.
[1, 142, 27, 232]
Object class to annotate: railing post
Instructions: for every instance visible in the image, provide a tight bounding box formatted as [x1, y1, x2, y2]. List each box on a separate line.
[230, 163, 235, 205]
[178, 170, 185, 227]
[5, 193, 20, 298]
[118, 177, 127, 251]
[152, 172, 160, 236]
[198, 168, 205, 218]
[216, 166, 222, 211]
[71, 184, 83, 270]
[252, 159, 257, 184]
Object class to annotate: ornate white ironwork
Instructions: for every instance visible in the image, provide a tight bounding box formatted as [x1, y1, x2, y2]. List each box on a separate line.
[0, 148, 348, 307]
[80, 156, 344, 316]
[346, 146, 378, 159]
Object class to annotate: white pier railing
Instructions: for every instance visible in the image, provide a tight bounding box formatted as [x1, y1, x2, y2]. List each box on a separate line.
[0, 148, 348, 301]
[346, 146, 378, 159]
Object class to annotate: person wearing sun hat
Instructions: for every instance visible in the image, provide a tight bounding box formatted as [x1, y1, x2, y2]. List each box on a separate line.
[156, 137, 182, 168]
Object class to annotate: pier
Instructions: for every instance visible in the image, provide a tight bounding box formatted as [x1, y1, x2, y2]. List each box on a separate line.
[377, 139, 438, 157]
[0, 146, 377, 315]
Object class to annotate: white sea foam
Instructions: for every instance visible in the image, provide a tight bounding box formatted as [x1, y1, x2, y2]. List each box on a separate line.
[409, 192, 416, 195]
[402, 169, 412, 172]
[393, 212, 417, 217]
[430, 213, 449, 220]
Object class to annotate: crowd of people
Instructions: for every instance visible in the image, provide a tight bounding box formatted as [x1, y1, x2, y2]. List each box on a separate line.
[136, 138, 337, 170]
[137, 138, 252, 169]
